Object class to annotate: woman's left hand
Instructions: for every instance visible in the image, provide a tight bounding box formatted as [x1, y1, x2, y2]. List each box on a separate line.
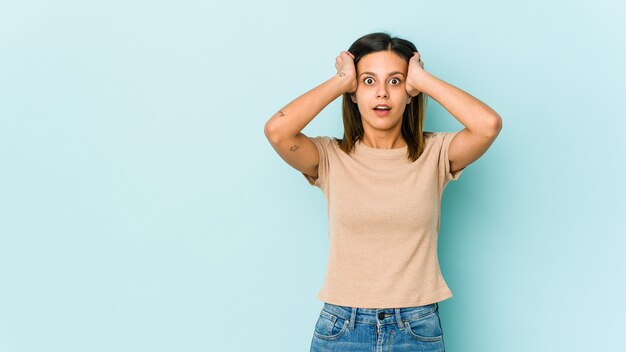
[405, 51, 427, 97]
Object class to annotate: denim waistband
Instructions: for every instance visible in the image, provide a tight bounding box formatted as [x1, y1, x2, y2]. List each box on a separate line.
[322, 301, 439, 330]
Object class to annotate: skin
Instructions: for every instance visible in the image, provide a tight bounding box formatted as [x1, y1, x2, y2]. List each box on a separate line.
[274, 48, 502, 176]
[270, 50, 428, 155]
[336, 50, 425, 149]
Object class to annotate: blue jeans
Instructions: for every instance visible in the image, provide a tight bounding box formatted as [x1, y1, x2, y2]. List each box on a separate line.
[310, 301, 445, 352]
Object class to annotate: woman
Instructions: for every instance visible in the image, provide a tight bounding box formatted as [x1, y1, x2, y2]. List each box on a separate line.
[264, 32, 502, 351]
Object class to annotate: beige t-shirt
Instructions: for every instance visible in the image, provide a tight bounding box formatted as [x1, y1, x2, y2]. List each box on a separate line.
[302, 131, 465, 308]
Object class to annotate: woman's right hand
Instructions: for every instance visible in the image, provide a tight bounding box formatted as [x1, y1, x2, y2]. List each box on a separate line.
[335, 51, 357, 94]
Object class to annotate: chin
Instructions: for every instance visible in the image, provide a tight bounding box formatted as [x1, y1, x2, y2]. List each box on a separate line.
[370, 120, 401, 130]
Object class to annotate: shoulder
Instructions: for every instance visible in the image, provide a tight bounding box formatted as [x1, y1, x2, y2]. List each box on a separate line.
[424, 131, 448, 139]
[420, 132, 457, 160]
[309, 135, 336, 143]
[424, 131, 455, 146]
[307, 136, 341, 157]
[310, 136, 340, 149]
[422, 131, 443, 148]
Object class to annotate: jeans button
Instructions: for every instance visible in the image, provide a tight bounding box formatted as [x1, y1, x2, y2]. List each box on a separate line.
[378, 312, 385, 320]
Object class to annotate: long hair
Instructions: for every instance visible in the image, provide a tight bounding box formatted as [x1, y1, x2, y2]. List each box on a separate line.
[336, 32, 430, 162]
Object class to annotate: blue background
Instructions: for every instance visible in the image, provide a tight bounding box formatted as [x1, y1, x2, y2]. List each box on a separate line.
[1, 0, 624, 351]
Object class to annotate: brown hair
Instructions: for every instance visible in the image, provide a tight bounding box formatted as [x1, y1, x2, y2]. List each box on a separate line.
[336, 32, 430, 162]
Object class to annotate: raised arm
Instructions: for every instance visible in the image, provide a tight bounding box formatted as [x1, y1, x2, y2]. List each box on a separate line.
[263, 51, 357, 179]
[406, 51, 503, 175]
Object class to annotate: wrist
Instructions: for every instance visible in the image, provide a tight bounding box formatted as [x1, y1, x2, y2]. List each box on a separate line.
[409, 70, 435, 95]
[334, 71, 357, 93]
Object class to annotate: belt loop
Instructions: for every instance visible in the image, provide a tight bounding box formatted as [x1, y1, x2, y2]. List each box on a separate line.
[436, 302, 439, 310]
[349, 307, 357, 330]
[394, 308, 404, 329]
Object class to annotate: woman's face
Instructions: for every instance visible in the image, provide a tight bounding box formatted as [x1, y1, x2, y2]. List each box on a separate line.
[351, 50, 412, 134]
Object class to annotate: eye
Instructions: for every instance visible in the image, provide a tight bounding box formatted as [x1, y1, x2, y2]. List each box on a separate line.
[363, 77, 402, 85]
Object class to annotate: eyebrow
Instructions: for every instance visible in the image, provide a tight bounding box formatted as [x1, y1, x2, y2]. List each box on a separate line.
[359, 71, 406, 78]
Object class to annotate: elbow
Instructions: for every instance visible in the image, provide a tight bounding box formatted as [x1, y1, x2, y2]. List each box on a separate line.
[264, 122, 274, 139]
[264, 121, 280, 142]
[487, 115, 503, 137]
[495, 114, 503, 131]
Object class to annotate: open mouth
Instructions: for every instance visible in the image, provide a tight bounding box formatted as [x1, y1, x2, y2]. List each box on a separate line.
[373, 106, 391, 116]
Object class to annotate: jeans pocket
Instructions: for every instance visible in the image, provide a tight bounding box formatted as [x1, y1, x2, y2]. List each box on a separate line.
[402, 309, 444, 342]
[313, 309, 349, 340]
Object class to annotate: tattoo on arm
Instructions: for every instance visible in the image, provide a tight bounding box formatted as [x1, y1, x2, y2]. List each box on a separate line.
[278, 110, 285, 117]
[289, 144, 300, 152]
[337, 71, 346, 77]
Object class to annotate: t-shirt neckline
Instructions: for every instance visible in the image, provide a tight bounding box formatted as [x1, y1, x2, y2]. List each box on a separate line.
[355, 139, 408, 158]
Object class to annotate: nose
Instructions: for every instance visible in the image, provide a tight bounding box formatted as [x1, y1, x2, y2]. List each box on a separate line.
[376, 84, 388, 98]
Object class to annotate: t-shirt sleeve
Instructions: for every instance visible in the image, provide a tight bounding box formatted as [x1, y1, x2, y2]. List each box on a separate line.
[439, 131, 466, 187]
[301, 136, 330, 190]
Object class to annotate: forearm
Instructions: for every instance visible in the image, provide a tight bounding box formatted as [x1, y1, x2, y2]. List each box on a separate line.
[264, 74, 350, 141]
[417, 71, 502, 136]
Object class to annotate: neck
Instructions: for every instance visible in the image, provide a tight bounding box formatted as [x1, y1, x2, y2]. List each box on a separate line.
[361, 134, 406, 149]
